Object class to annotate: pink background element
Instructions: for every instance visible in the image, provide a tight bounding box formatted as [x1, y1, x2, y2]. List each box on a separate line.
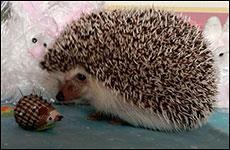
[181, 12, 229, 30]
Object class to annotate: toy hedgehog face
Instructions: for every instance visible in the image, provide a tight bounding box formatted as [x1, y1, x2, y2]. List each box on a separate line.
[38, 105, 63, 123]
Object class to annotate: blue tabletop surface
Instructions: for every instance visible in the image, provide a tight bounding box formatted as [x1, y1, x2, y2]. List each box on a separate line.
[1, 104, 229, 149]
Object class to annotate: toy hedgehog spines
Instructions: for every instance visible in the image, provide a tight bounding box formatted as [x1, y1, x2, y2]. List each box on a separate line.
[40, 8, 218, 131]
[14, 93, 63, 131]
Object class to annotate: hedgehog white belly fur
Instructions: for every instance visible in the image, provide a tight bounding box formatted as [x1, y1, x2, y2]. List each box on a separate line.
[40, 9, 218, 131]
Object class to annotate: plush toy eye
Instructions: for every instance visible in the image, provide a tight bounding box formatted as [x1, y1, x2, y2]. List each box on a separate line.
[76, 73, 86, 81]
[32, 38, 37, 43]
[219, 53, 224, 57]
[43, 43, 47, 47]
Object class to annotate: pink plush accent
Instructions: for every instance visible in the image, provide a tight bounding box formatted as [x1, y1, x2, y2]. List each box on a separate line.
[39, 16, 59, 38]
[21, 1, 42, 19]
[21, 1, 59, 38]
[28, 45, 46, 59]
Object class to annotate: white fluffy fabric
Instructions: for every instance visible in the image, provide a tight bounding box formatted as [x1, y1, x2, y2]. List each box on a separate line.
[1, 1, 104, 104]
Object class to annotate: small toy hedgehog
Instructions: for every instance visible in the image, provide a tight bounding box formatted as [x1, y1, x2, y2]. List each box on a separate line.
[40, 9, 218, 131]
[14, 94, 63, 131]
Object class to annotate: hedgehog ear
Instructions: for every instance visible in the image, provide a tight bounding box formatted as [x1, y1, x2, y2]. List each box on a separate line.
[38, 106, 48, 116]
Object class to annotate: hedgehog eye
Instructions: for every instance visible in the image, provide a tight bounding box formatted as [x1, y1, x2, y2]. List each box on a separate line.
[219, 53, 224, 57]
[43, 43, 47, 47]
[49, 117, 52, 120]
[32, 38, 37, 43]
[76, 73, 86, 81]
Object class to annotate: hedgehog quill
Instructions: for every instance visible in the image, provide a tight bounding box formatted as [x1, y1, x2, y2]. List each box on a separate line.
[40, 9, 218, 131]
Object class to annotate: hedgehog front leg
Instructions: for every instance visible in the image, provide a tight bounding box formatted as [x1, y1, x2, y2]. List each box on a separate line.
[87, 111, 105, 121]
[87, 111, 127, 125]
[108, 117, 127, 125]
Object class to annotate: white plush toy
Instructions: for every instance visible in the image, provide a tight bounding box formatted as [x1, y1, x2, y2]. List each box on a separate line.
[204, 16, 229, 110]
[1, 1, 104, 104]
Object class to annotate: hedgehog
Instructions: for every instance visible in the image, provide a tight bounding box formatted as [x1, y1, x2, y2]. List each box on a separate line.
[39, 8, 218, 131]
[14, 94, 63, 130]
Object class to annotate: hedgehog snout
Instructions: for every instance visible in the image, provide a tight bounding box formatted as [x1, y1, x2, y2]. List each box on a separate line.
[56, 78, 88, 102]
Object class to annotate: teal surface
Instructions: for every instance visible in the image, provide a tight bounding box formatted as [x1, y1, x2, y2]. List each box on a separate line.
[1, 104, 229, 149]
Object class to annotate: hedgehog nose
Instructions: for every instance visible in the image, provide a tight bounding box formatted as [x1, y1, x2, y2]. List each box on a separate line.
[56, 91, 64, 101]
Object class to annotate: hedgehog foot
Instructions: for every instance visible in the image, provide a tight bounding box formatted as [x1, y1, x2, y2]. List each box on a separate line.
[87, 111, 127, 125]
[87, 111, 105, 121]
[108, 117, 127, 125]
